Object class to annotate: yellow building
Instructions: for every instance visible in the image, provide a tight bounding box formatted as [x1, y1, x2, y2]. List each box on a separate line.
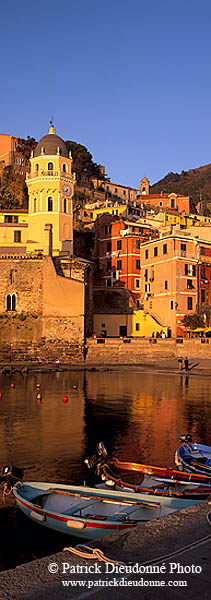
[26, 124, 75, 255]
[163, 212, 200, 228]
[92, 203, 128, 221]
[0, 209, 28, 252]
[0, 125, 76, 256]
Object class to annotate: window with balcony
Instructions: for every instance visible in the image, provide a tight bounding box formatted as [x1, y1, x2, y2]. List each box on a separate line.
[187, 297, 193, 310]
[62, 164, 67, 172]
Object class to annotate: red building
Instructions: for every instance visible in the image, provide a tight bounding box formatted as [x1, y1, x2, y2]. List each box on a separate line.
[95, 213, 155, 303]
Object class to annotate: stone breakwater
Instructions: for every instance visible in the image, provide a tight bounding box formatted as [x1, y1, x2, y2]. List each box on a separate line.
[0, 501, 210, 599]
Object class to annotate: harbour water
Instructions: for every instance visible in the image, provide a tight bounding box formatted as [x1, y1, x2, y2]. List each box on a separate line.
[0, 369, 211, 570]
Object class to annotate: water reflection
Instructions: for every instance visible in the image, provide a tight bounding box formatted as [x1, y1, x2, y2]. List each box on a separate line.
[0, 369, 211, 569]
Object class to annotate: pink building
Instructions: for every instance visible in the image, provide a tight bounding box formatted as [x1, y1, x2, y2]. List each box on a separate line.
[140, 232, 200, 337]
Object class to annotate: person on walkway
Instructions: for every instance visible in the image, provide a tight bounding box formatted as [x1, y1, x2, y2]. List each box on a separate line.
[184, 357, 189, 372]
[178, 357, 183, 370]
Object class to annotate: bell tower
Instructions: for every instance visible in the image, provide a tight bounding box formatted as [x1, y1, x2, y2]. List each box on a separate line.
[26, 123, 75, 255]
[139, 177, 149, 196]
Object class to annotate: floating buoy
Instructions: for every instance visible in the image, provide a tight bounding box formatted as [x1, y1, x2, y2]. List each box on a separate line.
[11, 383, 15, 389]
[72, 385, 78, 390]
[62, 396, 68, 403]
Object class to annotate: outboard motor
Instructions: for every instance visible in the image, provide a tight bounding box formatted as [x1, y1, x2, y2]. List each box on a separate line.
[85, 442, 108, 472]
[0, 465, 24, 484]
[179, 434, 192, 444]
[96, 441, 108, 458]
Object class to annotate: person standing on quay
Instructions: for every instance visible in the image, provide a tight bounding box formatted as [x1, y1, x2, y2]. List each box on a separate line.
[178, 357, 183, 370]
[184, 357, 189, 372]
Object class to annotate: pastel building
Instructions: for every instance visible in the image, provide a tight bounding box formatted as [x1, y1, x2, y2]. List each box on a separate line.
[92, 179, 137, 203]
[0, 134, 19, 168]
[140, 232, 211, 337]
[95, 213, 154, 302]
[139, 177, 193, 215]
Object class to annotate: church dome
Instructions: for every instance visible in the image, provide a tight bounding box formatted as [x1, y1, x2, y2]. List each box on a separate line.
[34, 124, 68, 158]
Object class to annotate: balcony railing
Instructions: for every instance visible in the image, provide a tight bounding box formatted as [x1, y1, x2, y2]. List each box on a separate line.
[26, 170, 73, 179]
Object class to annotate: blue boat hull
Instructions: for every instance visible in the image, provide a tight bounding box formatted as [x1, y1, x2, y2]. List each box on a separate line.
[175, 442, 211, 476]
[13, 480, 209, 541]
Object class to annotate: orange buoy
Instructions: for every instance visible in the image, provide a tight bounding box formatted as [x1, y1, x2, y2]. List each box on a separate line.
[11, 383, 15, 389]
[62, 396, 68, 403]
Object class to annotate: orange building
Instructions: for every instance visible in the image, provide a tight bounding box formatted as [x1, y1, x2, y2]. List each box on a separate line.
[95, 213, 154, 303]
[139, 177, 193, 215]
[140, 232, 211, 337]
[0, 134, 28, 175]
[0, 134, 19, 168]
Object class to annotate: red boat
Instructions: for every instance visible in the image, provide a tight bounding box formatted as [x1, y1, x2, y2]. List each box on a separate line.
[85, 442, 211, 491]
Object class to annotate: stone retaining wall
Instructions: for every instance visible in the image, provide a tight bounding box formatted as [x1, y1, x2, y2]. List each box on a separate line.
[86, 337, 211, 364]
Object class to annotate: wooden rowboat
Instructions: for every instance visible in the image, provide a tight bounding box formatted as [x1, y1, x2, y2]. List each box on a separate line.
[12, 478, 210, 541]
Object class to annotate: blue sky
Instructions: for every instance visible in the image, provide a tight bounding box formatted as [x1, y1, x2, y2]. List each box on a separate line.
[1, 0, 211, 188]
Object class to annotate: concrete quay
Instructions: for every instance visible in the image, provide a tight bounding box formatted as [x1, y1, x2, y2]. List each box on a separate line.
[0, 357, 211, 377]
[0, 501, 211, 599]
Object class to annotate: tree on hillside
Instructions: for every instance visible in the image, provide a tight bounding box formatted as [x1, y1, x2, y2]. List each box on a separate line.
[65, 140, 103, 180]
[16, 136, 37, 165]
